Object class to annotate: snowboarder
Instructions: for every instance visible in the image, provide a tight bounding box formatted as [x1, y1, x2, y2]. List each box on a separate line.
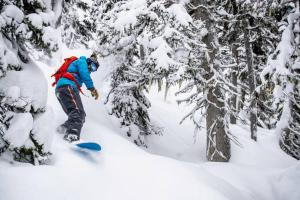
[53, 53, 100, 142]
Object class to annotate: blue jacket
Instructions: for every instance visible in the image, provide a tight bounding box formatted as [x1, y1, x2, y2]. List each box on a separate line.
[56, 56, 94, 91]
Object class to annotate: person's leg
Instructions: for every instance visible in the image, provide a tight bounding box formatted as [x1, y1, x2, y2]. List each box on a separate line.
[56, 88, 69, 134]
[65, 86, 86, 137]
[56, 86, 85, 141]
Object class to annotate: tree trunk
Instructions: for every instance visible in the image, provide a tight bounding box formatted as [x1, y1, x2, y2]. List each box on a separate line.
[52, 0, 64, 27]
[230, 44, 238, 124]
[243, 19, 257, 141]
[192, 2, 231, 162]
[229, 0, 238, 124]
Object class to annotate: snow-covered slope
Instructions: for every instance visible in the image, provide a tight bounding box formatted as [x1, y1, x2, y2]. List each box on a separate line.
[0, 47, 299, 200]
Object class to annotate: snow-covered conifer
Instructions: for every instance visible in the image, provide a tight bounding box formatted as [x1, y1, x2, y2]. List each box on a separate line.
[176, 0, 232, 161]
[261, 1, 300, 160]
[209, 0, 281, 136]
[96, 0, 200, 146]
[0, 0, 60, 164]
[61, 0, 95, 48]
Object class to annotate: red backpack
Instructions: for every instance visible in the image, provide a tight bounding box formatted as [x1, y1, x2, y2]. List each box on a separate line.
[51, 56, 84, 94]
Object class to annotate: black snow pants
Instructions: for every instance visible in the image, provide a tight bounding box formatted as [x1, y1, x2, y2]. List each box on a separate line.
[56, 85, 86, 137]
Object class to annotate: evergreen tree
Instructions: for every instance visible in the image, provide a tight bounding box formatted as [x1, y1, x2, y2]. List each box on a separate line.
[61, 0, 95, 48]
[178, 0, 231, 161]
[96, 0, 202, 146]
[0, 0, 60, 164]
[179, 0, 279, 160]
[239, 0, 280, 139]
[261, 1, 300, 160]
[210, 0, 280, 135]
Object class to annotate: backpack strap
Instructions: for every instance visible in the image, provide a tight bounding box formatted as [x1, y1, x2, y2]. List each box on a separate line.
[62, 72, 85, 95]
[51, 56, 86, 95]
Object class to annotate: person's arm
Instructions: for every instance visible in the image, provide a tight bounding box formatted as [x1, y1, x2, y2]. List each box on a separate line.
[77, 57, 94, 90]
[77, 57, 99, 100]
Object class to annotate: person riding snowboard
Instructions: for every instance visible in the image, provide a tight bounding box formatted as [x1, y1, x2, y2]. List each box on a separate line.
[53, 53, 100, 142]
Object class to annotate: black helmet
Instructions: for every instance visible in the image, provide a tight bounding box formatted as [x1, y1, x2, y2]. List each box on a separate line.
[87, 53, 99, 72]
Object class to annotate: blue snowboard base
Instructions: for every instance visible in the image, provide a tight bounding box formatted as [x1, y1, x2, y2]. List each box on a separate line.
[75, 142, 101, 152]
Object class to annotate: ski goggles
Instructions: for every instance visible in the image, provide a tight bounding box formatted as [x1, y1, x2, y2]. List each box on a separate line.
[87, 58, 99, 72]
[90, 61, 98, 72]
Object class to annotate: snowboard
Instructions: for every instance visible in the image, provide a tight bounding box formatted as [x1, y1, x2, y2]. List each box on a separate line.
[72, 141, 102, 163]
[74, 142, 102, 152]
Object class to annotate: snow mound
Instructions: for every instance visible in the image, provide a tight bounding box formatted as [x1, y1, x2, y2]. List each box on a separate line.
[4, 113, 33, 147]
[32, 106, 55, 152]
[0, 62, 48, 112]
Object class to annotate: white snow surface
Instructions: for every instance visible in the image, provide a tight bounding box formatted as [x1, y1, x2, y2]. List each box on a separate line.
[42, 26, 60, 50]
[0, 46, 299, 200]
[0, 61, 48, 112]
[4, 113, 33, 148]
[6, 86, 21, 101]
[27, 13, 43, 29]
[31, 106, 55, 152]
[167, 3, 192, 26]
[1, 5, 24, 25]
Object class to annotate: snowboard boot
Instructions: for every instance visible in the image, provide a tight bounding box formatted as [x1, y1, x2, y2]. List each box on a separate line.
[64, 133, 79, 143]
[64, 129, 80, 143]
